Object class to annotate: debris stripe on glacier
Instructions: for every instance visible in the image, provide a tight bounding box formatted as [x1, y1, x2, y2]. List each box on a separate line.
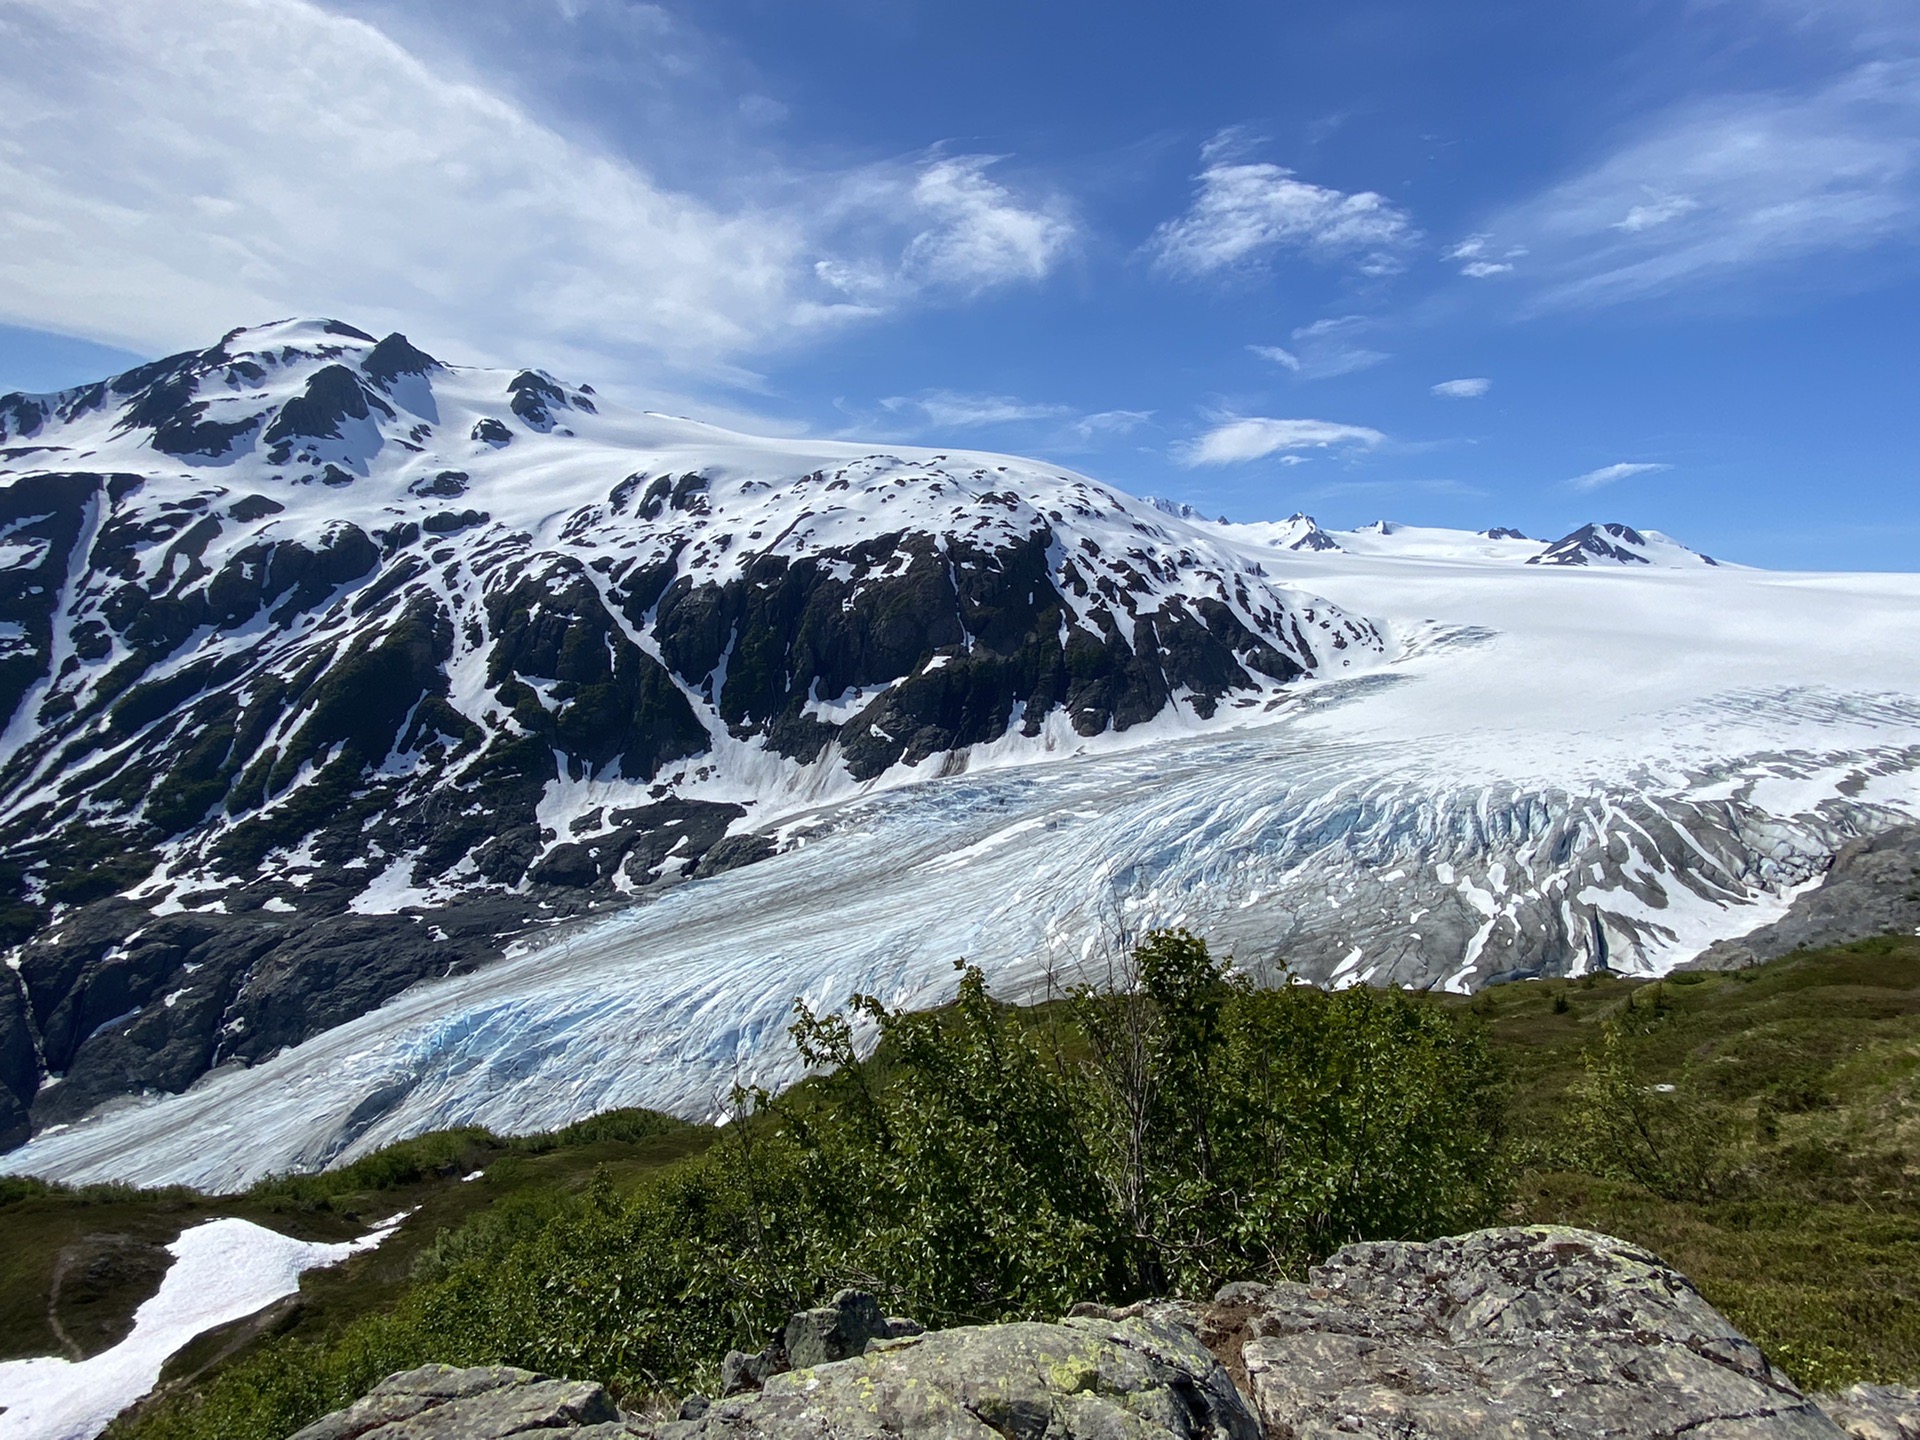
[4, 685, 1917, 1193]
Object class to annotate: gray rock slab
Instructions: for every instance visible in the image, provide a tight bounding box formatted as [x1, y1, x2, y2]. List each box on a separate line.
[644, 1313, 1259, 1440]
[1687, 825, 1920, 970]
[1815, 1384, 1920, 1440]
[285, 1363, 628, 1440]
[1233, 1226, 1844, 1438]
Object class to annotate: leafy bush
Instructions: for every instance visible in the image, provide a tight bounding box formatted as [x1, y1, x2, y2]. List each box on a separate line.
[1072, 931, 1506, 1294]
[1563, 1020, 1747, 1202]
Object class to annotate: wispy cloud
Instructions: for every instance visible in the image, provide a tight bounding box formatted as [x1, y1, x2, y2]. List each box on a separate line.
[1177, 416, 1387, 467]
[1443, 234, 1524, 277]
[0, 0, 1075, 382]
[1249, 316, 1390, 379]
[876, 392, 1150, 447]
[1431, 377, 1492, 398]
[882, 391, 1068, 428]
[897, 157, 1077, 295]
[1567, 461, 1672, 491]
[1071, 409, 1154, 440]
[1467, 61, 1920, 311]
[1150, 131, 1417, 278]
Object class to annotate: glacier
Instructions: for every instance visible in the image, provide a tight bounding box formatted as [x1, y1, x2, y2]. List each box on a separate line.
[6, 322, 1920, 1190]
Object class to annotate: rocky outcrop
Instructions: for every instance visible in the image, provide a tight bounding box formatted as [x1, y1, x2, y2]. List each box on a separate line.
[717, 1286, 923, 1394]
[279, 1229, 1920, 1440]
[1816, 1384, 1920, 1439]
[665, 1313, 1256, 1440]
[285, 1365, 627, 1440]
[1210, 1226, 1843, 1437]
[1687, 825, 1920, 971]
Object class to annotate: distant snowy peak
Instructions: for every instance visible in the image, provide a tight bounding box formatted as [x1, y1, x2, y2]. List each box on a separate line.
[1224, 512, 1344, 553]
[1145, 495, 1215, 524]
[1528, 522, 1718, 569]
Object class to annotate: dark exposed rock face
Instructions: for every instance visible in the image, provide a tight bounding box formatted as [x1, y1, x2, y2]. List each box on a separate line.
[1528, 521, 1717, 567]
[0, 319, 1377, 1149]
[1687, 826, 1920, 971]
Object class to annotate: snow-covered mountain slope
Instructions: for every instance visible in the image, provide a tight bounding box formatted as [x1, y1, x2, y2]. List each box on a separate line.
[0, 320, 1382, 1150]
[8, 319, 1920, 1190]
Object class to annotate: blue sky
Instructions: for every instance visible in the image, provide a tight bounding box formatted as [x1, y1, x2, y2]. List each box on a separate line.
[0, 0, 1914, 568]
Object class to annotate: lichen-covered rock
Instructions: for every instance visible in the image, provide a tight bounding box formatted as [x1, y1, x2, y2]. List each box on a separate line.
[285, 1363, 629, 1440]
[719, 1288, 921, 1395]
[1816, 1384, 1920, 1440]
[648, 1314, 1259, 1440]
[1226, 1226, 1844, 1438]
[783, 1287, 894, 1369]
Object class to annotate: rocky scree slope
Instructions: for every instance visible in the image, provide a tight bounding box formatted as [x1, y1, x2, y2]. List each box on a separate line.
[0, 319, 1381, 1150]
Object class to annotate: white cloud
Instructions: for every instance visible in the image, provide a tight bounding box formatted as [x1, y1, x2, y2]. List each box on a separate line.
[1444, 232, 1525, 276]
[1178, 417, 1387, 467]
[0, 0, 1073, 383]
[1613, 193, 1703, 232]
[1248, 316, 1390, 379]
[1470, 61, 1920, 310]
[877, 393, 1148, 446]
[1072, 409, 1153, 439]
[1567, 461, 1672, 491]
[1150, 135, 1417, 278]
[1431, 377, 1492, 398]
[882, 391, 1068, 428]
[899, 158, 1076, 294]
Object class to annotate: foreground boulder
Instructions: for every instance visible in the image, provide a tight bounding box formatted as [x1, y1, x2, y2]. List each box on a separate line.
[1818, 1384, 1920, 1440]
[665, 1313, 1257, 1440]
[280, 1228, 1920, 1439]
[1212, 1226, 1844, 1437]
[285, 1364, 625, 1439]
[717, 1286, 924, 1395]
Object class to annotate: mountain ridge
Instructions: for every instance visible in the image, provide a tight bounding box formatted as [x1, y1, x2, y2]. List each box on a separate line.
[0, 319, 1388, 1149]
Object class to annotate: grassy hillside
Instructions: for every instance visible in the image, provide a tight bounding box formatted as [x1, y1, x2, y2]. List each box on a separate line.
[1459, 935, 1920, 1391]
[0, 933, 1912, 1438]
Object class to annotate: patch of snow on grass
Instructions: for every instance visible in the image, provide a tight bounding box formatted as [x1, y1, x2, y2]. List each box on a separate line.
[0, 1214, 402, 1440]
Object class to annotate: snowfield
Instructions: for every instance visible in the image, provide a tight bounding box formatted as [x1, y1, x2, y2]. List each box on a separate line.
[0, 1215, 400, 1440]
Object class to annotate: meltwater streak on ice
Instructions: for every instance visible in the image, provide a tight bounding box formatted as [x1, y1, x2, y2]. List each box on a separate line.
[7, 684, 1919, 1193]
